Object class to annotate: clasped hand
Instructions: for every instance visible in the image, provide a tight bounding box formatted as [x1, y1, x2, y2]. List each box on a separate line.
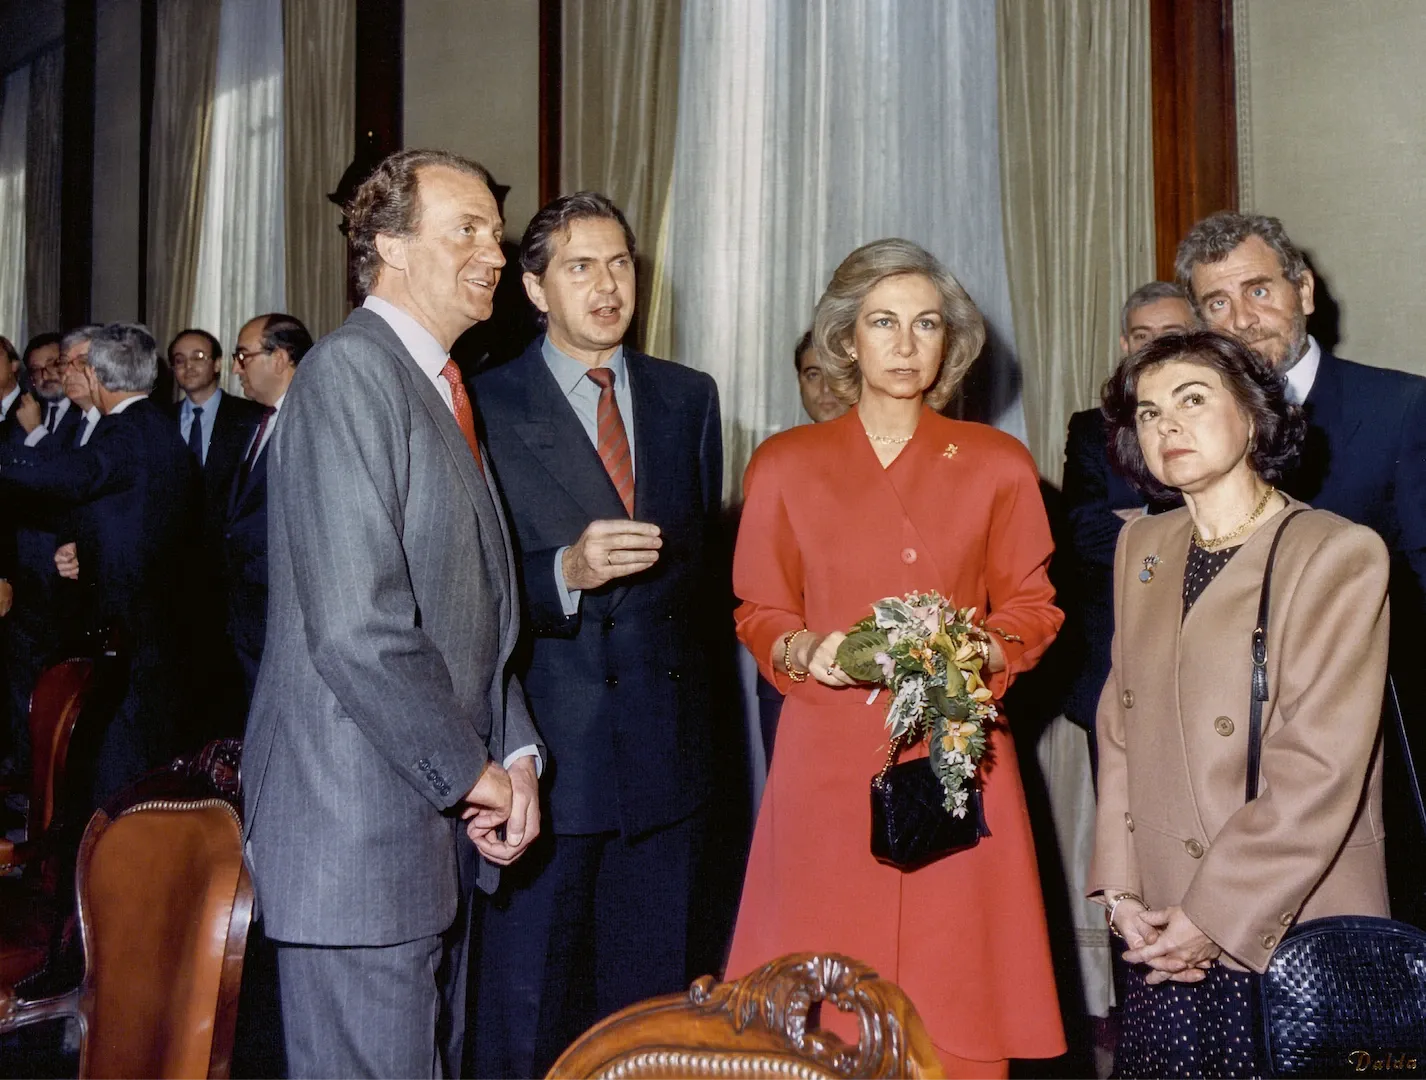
[460, 756, 540, 866]
[1118, 902, 1221, 984]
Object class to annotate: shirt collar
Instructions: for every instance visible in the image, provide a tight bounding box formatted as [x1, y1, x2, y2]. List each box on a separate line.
[1, 385, 18, 416]
[1283, 336, 1321, 405]
[271, 391, 287, 415]
[183, 387, 222, 417]
[82, 406, 100, 426]
[109, 395, 145, 415]
[363, 294, 451, 382]
[540, 334, 626, 398]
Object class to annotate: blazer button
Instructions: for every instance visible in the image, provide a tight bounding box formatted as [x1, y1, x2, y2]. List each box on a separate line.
[603, 617, 615, 631]
[1184, 838, 1204, 859]
[667, 669, 681, 681]
[1214, 715, 1235, 737]
[901, 547, 918, 565]
[1280, 912, 1295, 927]
[1124, 812, 1135, 832]
[1121, 690, 1135, 709]
[606, 675, 618, 687]
[1262, 933, 1278, 950]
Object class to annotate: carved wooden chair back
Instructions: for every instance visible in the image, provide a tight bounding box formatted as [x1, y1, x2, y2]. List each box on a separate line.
[0, 741, 252, 1079]
[546, 953, 945, 1080]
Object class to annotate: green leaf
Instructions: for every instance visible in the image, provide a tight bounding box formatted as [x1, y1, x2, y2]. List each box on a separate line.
[836, 629, 889, 683]
[943, 665, 966, 697]
[927, 685, 955, 720]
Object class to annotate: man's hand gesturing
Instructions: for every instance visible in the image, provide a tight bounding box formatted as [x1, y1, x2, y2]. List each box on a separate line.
[561, 519, 661, 591]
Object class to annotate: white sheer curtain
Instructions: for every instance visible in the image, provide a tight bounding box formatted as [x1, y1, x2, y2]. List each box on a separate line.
[191, 0, 285, 391]
[658, 0, 1023, 500]
[0, 67, 30, 347]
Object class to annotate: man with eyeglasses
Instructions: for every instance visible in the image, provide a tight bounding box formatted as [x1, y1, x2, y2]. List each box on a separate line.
[223, 313, 311, 711]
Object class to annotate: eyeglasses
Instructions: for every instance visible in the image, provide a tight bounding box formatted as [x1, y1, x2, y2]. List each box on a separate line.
[29, 359, 71, 376]
[170, 351, 213, 367]
[232, 347, 272, 366]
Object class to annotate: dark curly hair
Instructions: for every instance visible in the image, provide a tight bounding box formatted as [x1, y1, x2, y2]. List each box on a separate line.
[1101, 330, 1306, 500]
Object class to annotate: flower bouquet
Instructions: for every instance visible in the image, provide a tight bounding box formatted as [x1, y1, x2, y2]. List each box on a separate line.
[834, 591, 1011, 818]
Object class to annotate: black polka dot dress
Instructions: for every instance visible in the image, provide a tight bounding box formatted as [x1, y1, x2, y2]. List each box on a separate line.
[1114, 542, 1258, 1080]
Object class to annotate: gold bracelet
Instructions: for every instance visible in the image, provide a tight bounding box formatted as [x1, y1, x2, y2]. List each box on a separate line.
[783, 629, 811, 683]
[1105, 892, 1144, 937]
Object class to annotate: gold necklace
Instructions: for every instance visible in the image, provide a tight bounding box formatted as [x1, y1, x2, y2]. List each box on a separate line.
[864, 430, 914, 445]
[1191, 486, 1278, 550]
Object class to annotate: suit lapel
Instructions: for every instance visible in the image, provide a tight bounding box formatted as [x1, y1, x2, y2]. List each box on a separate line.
[502, 348, 627, 523]
[1302, 351, 1359, 442]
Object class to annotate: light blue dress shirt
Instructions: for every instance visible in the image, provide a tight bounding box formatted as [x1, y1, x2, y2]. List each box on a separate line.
[543, 336, 635, 616]
[180, 387, 223, 464]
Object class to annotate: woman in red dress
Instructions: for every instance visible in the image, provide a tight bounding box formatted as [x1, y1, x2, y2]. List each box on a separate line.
[726, 239, 1066, 1077]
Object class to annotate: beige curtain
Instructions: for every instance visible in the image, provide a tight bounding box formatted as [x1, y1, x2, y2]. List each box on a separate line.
[24, 47, 62, 335]
[561, 0, 681, 352]
[997, 0, 1155, 485]
[147, 0, 220, 360]
[283, 0, 354, 340]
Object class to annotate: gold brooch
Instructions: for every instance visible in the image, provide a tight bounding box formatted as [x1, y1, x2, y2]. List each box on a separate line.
[942, 443, 959, 460]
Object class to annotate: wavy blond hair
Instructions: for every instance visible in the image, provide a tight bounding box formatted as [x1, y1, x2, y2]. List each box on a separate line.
[812, 238, 986, 411]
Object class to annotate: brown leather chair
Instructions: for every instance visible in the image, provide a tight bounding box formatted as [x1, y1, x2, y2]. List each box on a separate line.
[0, 740, 253, 1079]
[546, 953, 946, 1080]
[0, 656, 95, 986]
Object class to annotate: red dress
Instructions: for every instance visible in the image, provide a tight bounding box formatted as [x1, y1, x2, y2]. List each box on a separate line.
[727, 407, 1067, 1063]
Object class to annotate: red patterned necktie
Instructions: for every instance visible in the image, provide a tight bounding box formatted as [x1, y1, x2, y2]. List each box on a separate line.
[440, 359, 483, 473]
[585, 366, 633, 516]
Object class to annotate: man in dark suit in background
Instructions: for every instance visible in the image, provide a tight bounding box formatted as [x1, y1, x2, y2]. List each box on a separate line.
[474, 192, 724, 1080]
[0, 336, 19, 424]
[1178, 211, 1426, 922]
[0, 323, 200, 807]
[1059, 282, 1192, 748]
[241, 149, 543, 1079]
[0, 332, 88, 776]
[222, 312, 310, 711]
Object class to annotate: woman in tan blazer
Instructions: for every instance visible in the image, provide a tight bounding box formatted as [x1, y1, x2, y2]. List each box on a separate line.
[1087, 330, 1391, 1078]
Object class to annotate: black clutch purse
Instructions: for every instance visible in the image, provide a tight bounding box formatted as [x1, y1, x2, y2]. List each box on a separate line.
[870, 735, 989, 871]
[1246, 513, 1426, 1077]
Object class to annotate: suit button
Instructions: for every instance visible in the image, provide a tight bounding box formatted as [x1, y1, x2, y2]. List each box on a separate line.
[667, 670, 681, 682]
[1185, 838, 1204, 859]
[1280, 912, 1295, 927]
[1121, 690, 1135, 709]
[1262, 934, 1277, 950]
[606, 675, 618, 687]
[1124, 813, 1135, 832]
[901, 547, 918, 565]
[1215, 715, 1235, 736]
[603, 617, 615, 631]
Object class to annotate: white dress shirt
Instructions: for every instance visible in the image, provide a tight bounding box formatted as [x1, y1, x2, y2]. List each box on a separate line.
[107, 395, 144, 416]
[362, 294, 540, 776]
[1284, 336, 1322, 406]
[77, 406, 101, 446]
[0, 384, 18, 421]
[24, 397, 72, 447]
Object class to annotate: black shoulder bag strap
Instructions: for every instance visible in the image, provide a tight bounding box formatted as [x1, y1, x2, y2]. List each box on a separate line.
[1246, 510, 1309, 803]
[1245, 510, 1426, 839]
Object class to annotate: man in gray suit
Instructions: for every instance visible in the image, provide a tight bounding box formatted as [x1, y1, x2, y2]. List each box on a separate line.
[241, 148, 543, 1079]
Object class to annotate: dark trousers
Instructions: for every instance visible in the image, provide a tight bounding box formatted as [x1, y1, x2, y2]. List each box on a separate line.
[4, 621, 53, 770]
[474, 815, 700, 1079]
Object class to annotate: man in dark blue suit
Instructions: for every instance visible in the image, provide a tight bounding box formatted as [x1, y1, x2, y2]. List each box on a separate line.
[1, 332, 88, 774]
[1059, 283, 1193, 747]
[1178, 211, 1426, 920]
[473, 192, 724, 1079]
[0, 323, 200, 808]
[222, 312, 310, 711]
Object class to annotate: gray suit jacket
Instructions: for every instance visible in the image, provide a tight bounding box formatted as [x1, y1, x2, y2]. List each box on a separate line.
[242, 307, 541, 946]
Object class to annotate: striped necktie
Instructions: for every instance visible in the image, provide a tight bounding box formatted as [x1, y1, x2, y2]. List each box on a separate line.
[585, 366, 633, 516]
[439, 359, 483, 474]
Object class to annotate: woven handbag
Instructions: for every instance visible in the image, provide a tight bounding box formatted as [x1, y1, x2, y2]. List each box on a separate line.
[870, 733, 989, 871]
[1247, 512, 1426, 1077]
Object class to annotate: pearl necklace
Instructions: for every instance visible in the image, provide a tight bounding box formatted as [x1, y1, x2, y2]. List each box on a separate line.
[865, 431, 914, 445]
[1192, 486, 1278, 550]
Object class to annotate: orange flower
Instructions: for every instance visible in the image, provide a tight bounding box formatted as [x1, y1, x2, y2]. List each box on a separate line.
[942, 721, 978, 755]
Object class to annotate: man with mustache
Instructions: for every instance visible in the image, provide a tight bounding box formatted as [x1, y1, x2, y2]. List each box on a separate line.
[1177, 211, 1426, 922]
[473, 191, 724, 1079]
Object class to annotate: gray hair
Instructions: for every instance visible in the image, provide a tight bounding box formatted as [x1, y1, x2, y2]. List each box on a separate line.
[1174, 212, 1308, 307]
[60, 324, 103, 357]
[813, 238, 986, 411]
[89, 322, 159, 393]
[1120, 281, 1188, 336]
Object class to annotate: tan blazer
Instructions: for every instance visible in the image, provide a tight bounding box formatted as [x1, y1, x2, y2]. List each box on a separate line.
[1087, 498, 1390, 973]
